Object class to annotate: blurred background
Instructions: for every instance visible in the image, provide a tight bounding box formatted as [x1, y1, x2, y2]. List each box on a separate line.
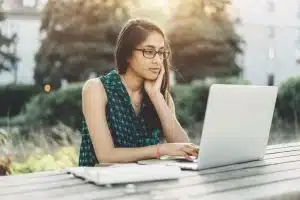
[1, 0, 300, 175]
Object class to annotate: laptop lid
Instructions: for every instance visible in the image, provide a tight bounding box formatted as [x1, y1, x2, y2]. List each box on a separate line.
[197, 84, 278, 170]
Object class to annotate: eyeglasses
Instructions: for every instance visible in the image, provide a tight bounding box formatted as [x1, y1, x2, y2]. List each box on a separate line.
[134, 48, 170, 59]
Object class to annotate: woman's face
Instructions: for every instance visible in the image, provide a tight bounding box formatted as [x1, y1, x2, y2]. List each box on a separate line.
[127, 31, 167, 81]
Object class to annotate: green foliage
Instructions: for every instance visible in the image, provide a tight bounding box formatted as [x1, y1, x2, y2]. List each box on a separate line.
[0, 114, 27, 127]
[167, 0, 244, 83]
[34, 0, 134, 89]
[275, 76, 300, 123]
[0, 84, 42, 117]
[172, 84, 195, 127]
[9, 146, 78, 174]
[24, 83, 83, 130]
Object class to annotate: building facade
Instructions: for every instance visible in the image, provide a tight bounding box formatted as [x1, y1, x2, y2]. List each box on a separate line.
[0, 0, 43, 85]
[230, 0, 300, 85]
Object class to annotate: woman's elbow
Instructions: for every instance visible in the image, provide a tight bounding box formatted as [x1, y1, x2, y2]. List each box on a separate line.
[95, 149, 115, 163]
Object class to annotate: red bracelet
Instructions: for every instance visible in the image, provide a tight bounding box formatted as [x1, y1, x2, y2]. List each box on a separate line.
[156, 144, 160, 159]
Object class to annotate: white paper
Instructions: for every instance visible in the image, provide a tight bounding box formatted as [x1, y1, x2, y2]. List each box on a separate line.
[67, 164, 181, 185]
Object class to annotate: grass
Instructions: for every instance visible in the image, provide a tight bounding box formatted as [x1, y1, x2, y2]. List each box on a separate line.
[0, 122, 80, 161]
[0, 122, 81, 175]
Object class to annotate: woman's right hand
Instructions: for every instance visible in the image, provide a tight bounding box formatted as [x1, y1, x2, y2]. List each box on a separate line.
[159, 143, 199, 158]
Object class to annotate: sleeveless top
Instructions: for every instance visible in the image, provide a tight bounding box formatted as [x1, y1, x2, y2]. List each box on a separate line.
[78, 69, 162, 166]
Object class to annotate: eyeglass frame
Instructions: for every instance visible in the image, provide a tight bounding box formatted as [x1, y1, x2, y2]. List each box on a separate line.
[133, 48, 170, 59]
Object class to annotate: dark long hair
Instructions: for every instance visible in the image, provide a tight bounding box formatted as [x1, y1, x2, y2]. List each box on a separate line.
[114, 18, 172, 134]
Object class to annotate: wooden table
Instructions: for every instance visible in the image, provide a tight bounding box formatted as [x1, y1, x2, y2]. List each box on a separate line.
[1, 142, 300, 200]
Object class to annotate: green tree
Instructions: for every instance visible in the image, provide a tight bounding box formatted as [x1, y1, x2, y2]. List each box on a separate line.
[34, 0, 134, 89]
[0, 1, 19, 84]
[167, 0, 243, 83]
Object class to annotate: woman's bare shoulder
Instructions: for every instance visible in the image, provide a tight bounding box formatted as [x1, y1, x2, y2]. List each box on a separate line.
[82, 77, 107, 104]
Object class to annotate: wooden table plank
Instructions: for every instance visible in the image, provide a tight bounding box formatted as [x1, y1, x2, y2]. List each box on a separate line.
[37, 187, 130, 200]
[0, 170, 64, 181]
[0, 176, 83, 196]
[108, 194, 153, 200]
[266, 146, 300, 154]
[150, 168, 300, 199]
[264, 149, 300, 159]
[0, 173, 72, 188]
[192, 176, 300, 200]
[266, 142, 300, 150]
[198, 153, 300, 175]
[1, 183, 100, 200]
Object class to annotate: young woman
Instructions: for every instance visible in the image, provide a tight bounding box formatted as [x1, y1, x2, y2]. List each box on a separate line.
[79, 18, 198, 166]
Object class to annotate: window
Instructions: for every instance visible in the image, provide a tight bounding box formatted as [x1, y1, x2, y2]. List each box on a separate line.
[267, 74, 274, 86]
[268, 47, 275, 60]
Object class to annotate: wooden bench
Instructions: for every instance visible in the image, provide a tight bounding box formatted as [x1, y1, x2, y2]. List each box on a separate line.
[1, 142, 300, 200]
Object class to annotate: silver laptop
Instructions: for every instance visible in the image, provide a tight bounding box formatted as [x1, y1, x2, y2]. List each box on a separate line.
[170, 84, 278, 170]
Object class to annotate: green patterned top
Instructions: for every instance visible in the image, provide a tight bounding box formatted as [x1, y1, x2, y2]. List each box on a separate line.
[79, 69, 162, 166]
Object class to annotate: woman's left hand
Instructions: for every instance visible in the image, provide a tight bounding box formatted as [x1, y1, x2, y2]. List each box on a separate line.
[144, 65, 165, 97]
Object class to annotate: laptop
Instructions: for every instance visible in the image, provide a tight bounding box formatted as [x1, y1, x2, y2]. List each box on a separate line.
[140, 84, 278, 170]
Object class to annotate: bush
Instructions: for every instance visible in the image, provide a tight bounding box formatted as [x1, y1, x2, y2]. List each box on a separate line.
[275, 76, 300, 124]
[172, 84, 195, 127]
[23, 82, 84, 130]
[0, 84, 42, 117]
[0, 114, 27, 127]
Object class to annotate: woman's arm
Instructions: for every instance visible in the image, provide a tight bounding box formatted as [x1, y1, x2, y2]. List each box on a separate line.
[82, 78, 157, 163]
[144, 66, 190, 143]
[148, 91, 190, 143]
